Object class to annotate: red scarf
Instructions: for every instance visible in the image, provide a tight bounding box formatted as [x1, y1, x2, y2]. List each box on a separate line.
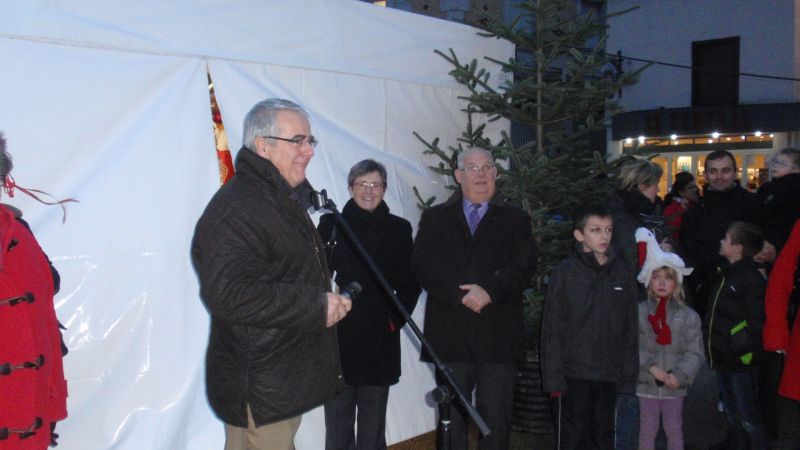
[648, 297, 672, 345]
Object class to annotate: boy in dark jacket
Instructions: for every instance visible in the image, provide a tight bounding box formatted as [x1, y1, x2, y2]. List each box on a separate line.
[705, 221, 768, 450]
[541, 205, 639, 450]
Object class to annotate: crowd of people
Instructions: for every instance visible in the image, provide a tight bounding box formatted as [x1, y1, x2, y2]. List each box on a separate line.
[5, 96, 798, 450]
[191, 98, 799, 450]
[191, 97, 536, 450]
[542, 149, 800, 450]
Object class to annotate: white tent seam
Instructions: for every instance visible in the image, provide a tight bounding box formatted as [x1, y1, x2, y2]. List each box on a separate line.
[0, 33, 467, 89]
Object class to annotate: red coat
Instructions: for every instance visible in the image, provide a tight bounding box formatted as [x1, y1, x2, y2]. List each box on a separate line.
[0, 205, 67, 449]
[763, 219, 800, 401]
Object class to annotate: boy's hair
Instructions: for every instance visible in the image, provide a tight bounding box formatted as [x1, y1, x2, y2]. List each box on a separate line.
[648, 266, 686, 304]
[727, 221, 764, 258]
[573, 205, 612, 231]
[777, 147, 800, 167]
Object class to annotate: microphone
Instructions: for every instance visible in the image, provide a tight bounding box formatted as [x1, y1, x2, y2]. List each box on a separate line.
[310, 189, 331, 211]
[340, 281, 362, 300]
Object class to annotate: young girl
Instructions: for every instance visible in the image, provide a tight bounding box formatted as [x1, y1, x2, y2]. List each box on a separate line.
[636, 250, 705, 450]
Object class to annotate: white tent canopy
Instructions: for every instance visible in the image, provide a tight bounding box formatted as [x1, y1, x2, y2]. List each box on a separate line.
[0, 1, 513, 449]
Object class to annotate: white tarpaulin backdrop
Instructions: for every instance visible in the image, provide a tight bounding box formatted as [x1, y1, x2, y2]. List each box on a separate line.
[0, 1, 513, 449]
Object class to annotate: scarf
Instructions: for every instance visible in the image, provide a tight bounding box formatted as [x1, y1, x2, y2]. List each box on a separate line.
[648, 297, 672, 345]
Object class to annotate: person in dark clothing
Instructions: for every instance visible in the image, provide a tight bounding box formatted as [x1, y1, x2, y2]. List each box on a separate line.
[749, 148, 800, 258]
[607, 158, 665, 450]
[541, 205, 639, 450]
[681, 150, 756, 319]
[608, 158, 666, 276]
[192, 99, 352, 450]
[705, 221, 768, 450]
[748, 148, 800, 444]
[413, 147, 536, 450]
[318, 159, 420, 450]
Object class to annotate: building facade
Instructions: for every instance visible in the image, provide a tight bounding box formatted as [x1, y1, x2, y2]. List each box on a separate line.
[607, 0, 800, 193]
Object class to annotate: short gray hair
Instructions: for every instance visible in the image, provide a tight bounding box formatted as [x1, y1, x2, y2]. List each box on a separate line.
[347, 159, 387, 187]
[618, 158, 663, 191]
[777, 147, 800, 167]
[242, 98, 309, 152]
[0, 132, 11, 183]
[457, 147, 493, 169]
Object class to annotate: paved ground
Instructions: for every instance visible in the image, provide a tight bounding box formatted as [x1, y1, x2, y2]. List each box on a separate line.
[391, 365, 730, 450]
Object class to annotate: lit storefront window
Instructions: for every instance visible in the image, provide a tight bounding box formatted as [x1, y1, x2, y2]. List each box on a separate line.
[621, 132, 773, 193]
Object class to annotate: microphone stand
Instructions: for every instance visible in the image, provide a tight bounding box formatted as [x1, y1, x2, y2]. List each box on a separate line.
[311, 190, 490, 449]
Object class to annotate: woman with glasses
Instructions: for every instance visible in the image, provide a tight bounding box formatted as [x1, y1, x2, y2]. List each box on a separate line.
[750, 148, 800, 258]
[317, 159, 420, 450]
[748, 147, 800, 444]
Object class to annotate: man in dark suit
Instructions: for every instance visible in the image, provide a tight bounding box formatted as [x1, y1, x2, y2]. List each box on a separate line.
[413, 147, 536, 449]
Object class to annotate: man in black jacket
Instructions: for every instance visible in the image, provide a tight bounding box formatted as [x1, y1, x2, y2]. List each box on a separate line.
[192, 98, 352, 450]
[681, 150, 755, 318]
[413, 147, 536, 450]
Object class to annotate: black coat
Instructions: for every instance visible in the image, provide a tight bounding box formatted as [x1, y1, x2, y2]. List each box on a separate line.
[540, 246, 639, 393]
[608, 189, 665, 276]
[704, 258, 766, 372]
[191, 148, 342, 427]
[317, 199, 420, 386]
[749, 172, 800, 252]
[412, 193, 536, 365]
[680, 184, 755, 284]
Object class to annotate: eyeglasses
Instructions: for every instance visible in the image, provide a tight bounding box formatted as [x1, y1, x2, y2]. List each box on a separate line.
[353, 181, 385, 191]
[262, 134, 318, 148]
[460, 164, 496, 174]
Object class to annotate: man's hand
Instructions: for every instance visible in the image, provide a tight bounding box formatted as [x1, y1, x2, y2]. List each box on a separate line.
[326, 292, 352, 327]
[459, 284, 491, 313]
[754, 241, 776, 263]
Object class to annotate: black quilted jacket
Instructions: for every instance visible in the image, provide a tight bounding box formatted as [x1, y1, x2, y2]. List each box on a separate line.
[191, 148, 342, 427]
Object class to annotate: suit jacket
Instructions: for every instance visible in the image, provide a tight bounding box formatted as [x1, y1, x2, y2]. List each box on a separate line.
[412, 192, 535, 364]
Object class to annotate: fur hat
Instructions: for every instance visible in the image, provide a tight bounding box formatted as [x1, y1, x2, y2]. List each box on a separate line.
[635, 227, 693, 286]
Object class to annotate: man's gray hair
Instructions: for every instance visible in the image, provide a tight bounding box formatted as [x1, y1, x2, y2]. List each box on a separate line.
[0, 132, 11, 183]
[347, 159, 387, 187]
[457, 147, 493, 169]
[242, 98, 309, 152]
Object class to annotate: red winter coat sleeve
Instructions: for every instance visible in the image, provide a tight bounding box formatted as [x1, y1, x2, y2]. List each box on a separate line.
[764, 219, 800, 400]
[764, 219, 800, 352]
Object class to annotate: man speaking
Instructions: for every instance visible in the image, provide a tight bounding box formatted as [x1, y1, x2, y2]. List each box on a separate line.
[192, 98, 351, 450]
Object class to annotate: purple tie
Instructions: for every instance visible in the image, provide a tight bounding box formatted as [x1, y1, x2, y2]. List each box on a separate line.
[468, 203, 481, 235]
